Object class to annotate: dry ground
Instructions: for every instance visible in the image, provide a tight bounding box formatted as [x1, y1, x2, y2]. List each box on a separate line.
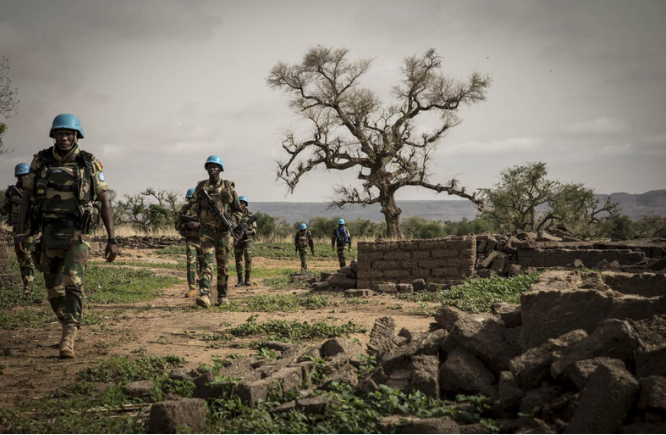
[0, 249, 436, 410]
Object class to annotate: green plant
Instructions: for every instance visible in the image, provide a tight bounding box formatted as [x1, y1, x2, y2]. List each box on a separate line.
[229, 315, 367, 341]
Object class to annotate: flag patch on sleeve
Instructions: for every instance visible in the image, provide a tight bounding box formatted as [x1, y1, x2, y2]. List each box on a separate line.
[95, 162, 103, 171]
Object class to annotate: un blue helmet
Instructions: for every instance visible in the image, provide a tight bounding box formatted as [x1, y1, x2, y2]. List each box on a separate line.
[299, 223, 307, 230]
[205, 155, 224, 171]
[14, 163, 30, 176]
[49, 113, 84, 138]
[239, 196, 248, 204]
[186, 188, 195, 199]
[338, 219, 345, 225]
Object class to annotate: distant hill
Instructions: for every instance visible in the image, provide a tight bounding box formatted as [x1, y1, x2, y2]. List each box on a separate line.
[253, 190, 666, 223]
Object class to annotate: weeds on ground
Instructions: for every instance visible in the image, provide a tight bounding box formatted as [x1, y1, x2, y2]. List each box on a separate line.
[229, 314, 366, 341]
[214, 293, 334, 313]
[397, 273, 539, 312]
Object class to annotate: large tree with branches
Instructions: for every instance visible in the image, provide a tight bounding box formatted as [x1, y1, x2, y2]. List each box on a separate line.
[268, 47, 490, 238]
[1, 56, 20, 155]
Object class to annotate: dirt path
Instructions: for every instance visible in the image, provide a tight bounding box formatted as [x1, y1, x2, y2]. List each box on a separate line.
[0, 250, 435, 409]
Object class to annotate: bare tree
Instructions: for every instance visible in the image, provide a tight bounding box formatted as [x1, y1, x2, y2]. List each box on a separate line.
[1, 56, 20, 155]
[268, 47, 490, 238]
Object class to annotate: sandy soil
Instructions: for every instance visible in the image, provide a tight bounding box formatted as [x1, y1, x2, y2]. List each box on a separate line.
[0, 250, 436, 409]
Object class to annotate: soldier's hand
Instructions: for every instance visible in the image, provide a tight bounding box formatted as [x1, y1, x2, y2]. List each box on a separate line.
[14, 234, 28, 257]
[191, 222, 200, 229]
[105, 242, 118, 263]
[10, 196, 21, 205]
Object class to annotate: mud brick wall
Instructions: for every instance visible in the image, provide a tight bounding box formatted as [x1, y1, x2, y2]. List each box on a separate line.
[517, 248, 645, 268]
[356, 236, 476, 289]
[0, 229, 19, 289]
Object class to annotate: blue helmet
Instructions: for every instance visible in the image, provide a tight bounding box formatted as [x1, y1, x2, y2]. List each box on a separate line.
[205, 155, 224, 171]
[14, 163, 30, 176]
[49, 113, 84, 139]
[338, 219, 345, 225]
[299, 223, 307, 230]
[186, 188, 195, 199]
[239, 195, 248, 204]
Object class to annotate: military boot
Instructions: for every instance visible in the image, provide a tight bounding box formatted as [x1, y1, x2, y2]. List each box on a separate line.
[235, 273, 244, 287]
[59, 324, 78, 359]
[215, 284, 228, 306]
[196, 294, 211, 309]
[243, 271, 251, 287]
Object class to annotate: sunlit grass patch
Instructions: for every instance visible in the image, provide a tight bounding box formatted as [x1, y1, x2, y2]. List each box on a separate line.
[214, 293, 334, 313]
[228, 314, 366, 341]
[86, 266, 180, 304]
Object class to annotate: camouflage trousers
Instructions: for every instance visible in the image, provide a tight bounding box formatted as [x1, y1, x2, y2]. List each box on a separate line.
[234, 240, 253, 275]
[336, 244, 347, 268]
[40, 233, 90, 326]
[199, 224, 232, 299]
[297, 247, 308, 271]
[13, 233, 37, 293]
[185, 238, 203, 291]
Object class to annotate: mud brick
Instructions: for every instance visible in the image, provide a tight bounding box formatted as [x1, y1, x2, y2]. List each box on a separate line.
[413, 251, 431, 259]
[418, 239, 448, 250]
[401, 260, 418, 269]
[445, 240, 475, 250]
[446, 257, 475, 267]
[361, 251, 385, 261]
[358, 269, 385, 279]
[459, 248, 476, 258]
[356, 279, 371, 289]
[357, 242, 374, 252]
[356, 258, 373, 268]
[431, 249, 459, 258]
[385, 251, 412, 260]
[384, 270, 412, 279]
[418, 259, 447, 269]
[373, 260, 400, 269]
[412, 269, 432, 279]
[432, 267, 460, 278]
[460, 266, 474, 277]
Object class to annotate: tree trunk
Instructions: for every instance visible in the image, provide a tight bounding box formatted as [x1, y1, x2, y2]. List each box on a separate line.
[381, 195, 404, 239]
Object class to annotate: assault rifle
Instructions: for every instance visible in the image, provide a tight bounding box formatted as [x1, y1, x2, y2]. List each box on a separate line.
[8, 185, 23, 199]
[199, 189, 240, 243]
[233, 214, 257, 246]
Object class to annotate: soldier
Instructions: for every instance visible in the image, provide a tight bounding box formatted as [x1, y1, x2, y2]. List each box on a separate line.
[0, 163, 37, 296]
[331, 218, 352, 268]
[192, 155, 242, 308]
[15, 113, 118, 359]
[294, 223, 314, 273]
[234, 196, 257, 287]
[174, 188, 202, 298]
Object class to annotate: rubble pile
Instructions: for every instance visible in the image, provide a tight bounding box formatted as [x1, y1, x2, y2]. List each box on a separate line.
[91, 235, 184, 250]
[146, 268, 665, 433]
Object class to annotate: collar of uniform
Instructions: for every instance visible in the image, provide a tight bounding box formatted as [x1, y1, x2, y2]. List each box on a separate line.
[51, 144, 80, 163]
[206, 178, 224, 189]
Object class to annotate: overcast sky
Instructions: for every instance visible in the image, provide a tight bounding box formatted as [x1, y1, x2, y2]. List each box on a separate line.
[1, 0, 665, 203]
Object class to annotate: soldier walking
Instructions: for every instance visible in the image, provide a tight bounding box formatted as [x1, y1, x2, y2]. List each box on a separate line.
[331, 218, 352, 268]
[234, 196, 257, 287]
[294, 223, 314, 272]
[192, 155, 242, 308]
[175, 188, 202, 298]
[1, 163, 38, 296]
[15, 114, 118, 359]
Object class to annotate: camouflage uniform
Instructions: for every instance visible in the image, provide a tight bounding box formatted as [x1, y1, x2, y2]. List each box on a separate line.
[1, 185, 37, 294]
[174, 200, 203, 292]
[193, 178, 242, 301]
[294, 229, 314, 272]
[24, 144, 107, 326]
[331, 226, 352, 268]
[233, 209, 257, 285]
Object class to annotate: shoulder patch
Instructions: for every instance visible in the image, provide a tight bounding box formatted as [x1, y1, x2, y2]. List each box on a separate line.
[98, 172, 105, 182]
[94, 161, 103, 172]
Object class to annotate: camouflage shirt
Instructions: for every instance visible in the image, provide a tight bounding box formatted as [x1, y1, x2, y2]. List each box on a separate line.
[25, 144, 108, 220]
[175, 200, 199, 239]
[193, 178, 242, 229]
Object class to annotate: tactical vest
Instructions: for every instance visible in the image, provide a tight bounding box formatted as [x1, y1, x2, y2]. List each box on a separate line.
[296, 230, 309, 248]
[32, 148, 96, 247]
[176, 202, 199, 239]
[195, 179, 236, 227]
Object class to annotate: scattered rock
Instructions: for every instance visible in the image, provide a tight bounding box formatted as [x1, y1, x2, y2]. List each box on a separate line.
[377, 415, 461, 434]
[439, 347, 495, 396]
[367, 317, 397, 360]
[375, 282, 397, 293]
[396, 283, 414, 294]
[148, 398, 206, 434]
[344, 288, 373, 297]
[125, 380, 155, 398]
[412, 279, 426, 291]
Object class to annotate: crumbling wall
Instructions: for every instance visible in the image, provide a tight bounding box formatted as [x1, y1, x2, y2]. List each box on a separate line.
[356, 236, 476, 289]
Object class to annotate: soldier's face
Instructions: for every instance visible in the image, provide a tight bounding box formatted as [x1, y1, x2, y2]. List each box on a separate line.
[16, 174, 28, 186]
[54, 129, 77, 151]
[206, 164, 221, 179]
[240, 201, 247, 211]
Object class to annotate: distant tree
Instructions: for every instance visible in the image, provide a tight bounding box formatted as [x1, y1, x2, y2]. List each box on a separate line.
[345, 217, 384, 239]
[1, 56, 20, 155]
[113, 188, 181, 232]
[401, 216, 429, 239]
[418, 221, 447, 239]
[480, 162, 619, 237]
[609, 215, 635, 240]
[269, 47, 490, 239]
[635, 214, 666, 238]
